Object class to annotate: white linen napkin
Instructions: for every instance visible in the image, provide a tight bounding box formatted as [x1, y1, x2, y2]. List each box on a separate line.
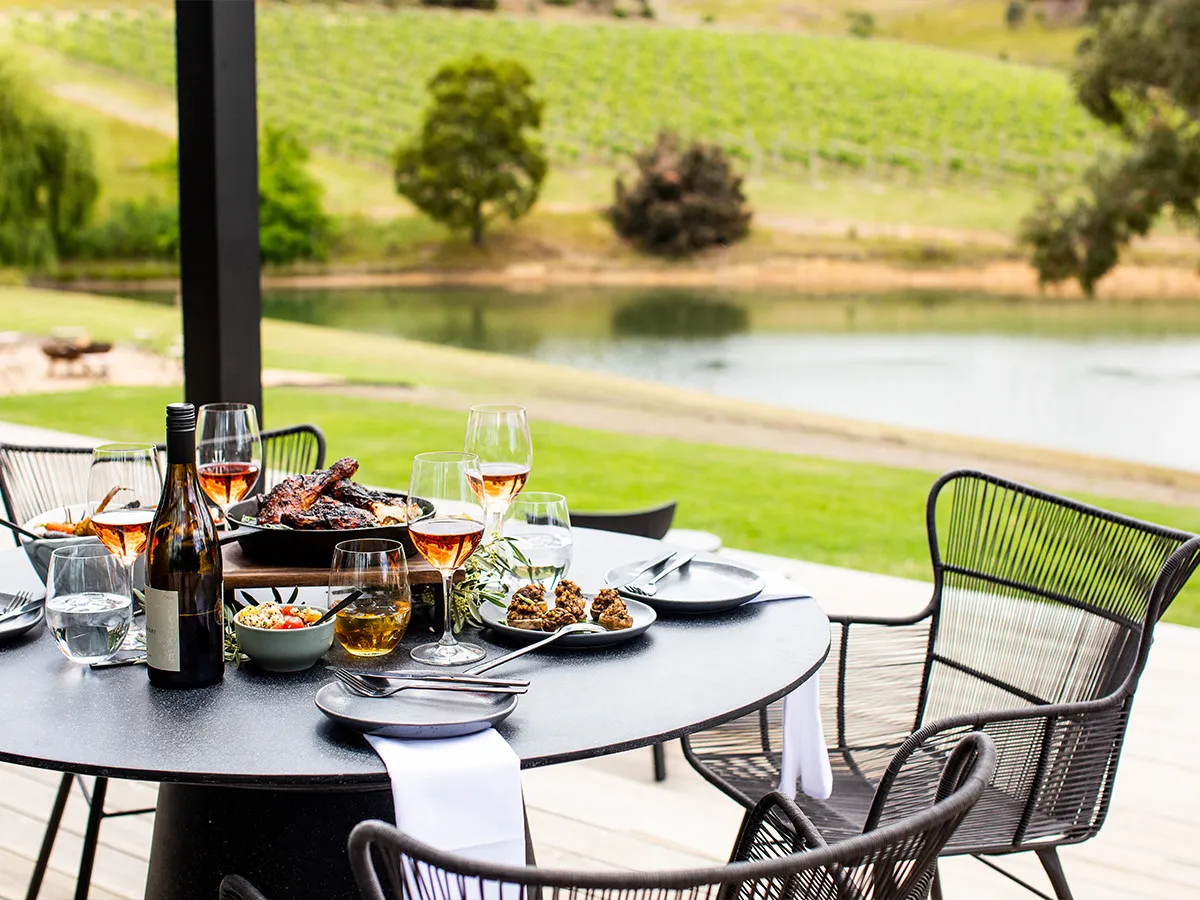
[749, 582, 834, 801]
[0, 545, 49, 597]
[366, 728, 526, 866]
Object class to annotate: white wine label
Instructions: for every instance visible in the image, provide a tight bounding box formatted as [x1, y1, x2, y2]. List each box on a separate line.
[144, 587, 181, 673]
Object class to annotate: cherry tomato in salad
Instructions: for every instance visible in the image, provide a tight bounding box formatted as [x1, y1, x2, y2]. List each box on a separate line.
[280, 605, 297, 616]
[277, 616, 306, 629]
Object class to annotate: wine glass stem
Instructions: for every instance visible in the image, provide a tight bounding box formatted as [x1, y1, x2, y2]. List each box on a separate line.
[438, 569, 458, 646]
[485, 502, 507, 542]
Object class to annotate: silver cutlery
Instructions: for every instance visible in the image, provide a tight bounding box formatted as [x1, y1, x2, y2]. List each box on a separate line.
[617, 551, 677, 587]
[464, 621, 606, 676]
[0, 592, 41, 625]
[332, 666, 528, 688]
[621, 553, 695, 597]
[332, 668, 527, 698]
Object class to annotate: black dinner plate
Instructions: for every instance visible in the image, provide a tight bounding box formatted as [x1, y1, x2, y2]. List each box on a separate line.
[605, 558, 765, 614]
[479, 595, 656, 648]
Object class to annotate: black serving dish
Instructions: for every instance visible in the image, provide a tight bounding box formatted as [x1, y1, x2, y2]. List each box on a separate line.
[223, 493, 435, 567]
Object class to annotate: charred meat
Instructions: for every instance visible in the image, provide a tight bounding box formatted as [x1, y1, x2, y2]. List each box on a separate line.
[257, 457, 360, 524]
[281, 498, 377, 530]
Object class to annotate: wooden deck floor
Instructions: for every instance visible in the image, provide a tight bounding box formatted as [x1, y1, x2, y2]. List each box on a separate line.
[3, 550, 1198, 899]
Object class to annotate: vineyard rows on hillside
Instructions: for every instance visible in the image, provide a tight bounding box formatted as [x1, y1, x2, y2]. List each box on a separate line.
[14, 5, 1113, 183]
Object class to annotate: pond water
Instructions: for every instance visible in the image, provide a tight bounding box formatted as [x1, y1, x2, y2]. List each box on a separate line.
[140, 286, 1200, 472]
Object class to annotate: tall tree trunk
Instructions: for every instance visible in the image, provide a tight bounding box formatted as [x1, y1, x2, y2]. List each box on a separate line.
[471, 202, 483, 247]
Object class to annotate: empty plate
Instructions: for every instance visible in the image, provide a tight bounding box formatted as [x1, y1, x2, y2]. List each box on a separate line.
[479, 596, 656, 648]
[605, 558, 765, 614]
[0, 604, 44, 643]
[315, 682, 518, 739]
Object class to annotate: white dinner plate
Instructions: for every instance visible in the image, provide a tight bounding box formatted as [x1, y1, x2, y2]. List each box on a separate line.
[605, 558, 765, 614]
[479, 594, 656, 647]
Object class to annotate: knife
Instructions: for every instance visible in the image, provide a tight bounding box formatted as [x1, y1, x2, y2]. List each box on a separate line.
[612, 550, 677, 586]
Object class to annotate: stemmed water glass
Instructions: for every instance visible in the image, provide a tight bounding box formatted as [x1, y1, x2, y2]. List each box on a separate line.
[464, 404, 532, 541]
[87, 443, 162, 646]
[407, 451, 487, 666]
[196, 403, 262, 526]
[505, 492, 573, 593]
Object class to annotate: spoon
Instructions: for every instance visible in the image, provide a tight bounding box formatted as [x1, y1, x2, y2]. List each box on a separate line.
[464, 621, 606, 676]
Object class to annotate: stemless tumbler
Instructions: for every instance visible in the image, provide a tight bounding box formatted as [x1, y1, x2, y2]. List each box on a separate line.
[505, 492, 572, 593]
[45, 544, 133, 665]
[329, 539, 411, 658]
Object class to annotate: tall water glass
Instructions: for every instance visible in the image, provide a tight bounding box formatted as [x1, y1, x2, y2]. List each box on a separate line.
[464, 405, 532, 541]
[505, 492, 572, 593]
[329, 539, 411, 658]
[196, 403, 262, 525]
[45, 544, 133, 664]
[407, 451, 487, 666]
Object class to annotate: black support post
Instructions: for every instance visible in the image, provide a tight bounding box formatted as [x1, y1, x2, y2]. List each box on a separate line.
[174, 0, 263, 419]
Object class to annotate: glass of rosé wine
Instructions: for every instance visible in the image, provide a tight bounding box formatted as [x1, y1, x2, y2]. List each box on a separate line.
[196, 402, 262, 526]
[463, 404, 532, 541]
[407, 451, 487, 666]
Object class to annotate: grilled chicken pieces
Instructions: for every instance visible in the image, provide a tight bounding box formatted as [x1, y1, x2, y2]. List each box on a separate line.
[281, 498, 377, 530]
[256, 457, 360, 525]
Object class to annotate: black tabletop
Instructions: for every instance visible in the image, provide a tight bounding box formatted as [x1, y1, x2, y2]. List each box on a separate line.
[0, 528, 829, 787]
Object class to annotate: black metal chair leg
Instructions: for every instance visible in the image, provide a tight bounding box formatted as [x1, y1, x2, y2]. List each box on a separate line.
[73, 777, 108, 900]
[652, 743, 668, 782]
[25, 773, 74, 900]
[1036, 848, 1075, 900]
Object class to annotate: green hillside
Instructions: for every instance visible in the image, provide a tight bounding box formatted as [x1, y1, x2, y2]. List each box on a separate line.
[13, 4, 1111, 184]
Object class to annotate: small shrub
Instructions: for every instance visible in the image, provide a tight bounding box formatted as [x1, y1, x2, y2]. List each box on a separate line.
[701, 13, 715, 23]
[609, 131, 752, 256]
[1005, 0, 1025, 29]
[543, 0, 575, 6]
[72, 197, 179, 261]
[845, 10, 875, 38]
[258, 125, 331, 265]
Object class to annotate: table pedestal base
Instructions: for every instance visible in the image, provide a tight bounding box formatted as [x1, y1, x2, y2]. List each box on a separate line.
[145, 783, 394, 900]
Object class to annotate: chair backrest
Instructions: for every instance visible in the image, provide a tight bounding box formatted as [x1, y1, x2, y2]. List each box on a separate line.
[258, 424, 326, 491]
[920, 470, 1196, 727]
[0, 443, 94, 539]
[571, 500, 677, 540]
[348, 734, 996, 900]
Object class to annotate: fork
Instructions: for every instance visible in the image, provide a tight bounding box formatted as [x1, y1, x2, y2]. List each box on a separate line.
[332, 669, 527, 698]
[621, 553, 695, 597]
[0, 592, 40, 625]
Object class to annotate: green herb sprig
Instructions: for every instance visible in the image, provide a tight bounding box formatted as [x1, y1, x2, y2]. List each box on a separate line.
[449, 537, 530, 633]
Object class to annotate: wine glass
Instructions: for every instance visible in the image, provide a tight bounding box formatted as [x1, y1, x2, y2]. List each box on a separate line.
[329, 539, 411, 658]
[505, 492, 572, 594]
[196, 403, 262, 526]
[463, 404, 532, 541]
[407, 451, 487, 666]
[87, 443, 162, 646]
[45, 544, 132, 665]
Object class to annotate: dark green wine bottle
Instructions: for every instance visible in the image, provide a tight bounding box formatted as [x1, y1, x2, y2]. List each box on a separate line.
[145, 403, 224, 687]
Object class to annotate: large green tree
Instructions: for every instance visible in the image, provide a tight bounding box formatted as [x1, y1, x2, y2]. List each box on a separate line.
[394, 55, 547, 247]
[1020, 0, 1200, 294]
[258, 125, 330, 265]
[0, 62, 99, 267]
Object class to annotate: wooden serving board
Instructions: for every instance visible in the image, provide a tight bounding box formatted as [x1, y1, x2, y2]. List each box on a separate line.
[222, 544, 442, 590]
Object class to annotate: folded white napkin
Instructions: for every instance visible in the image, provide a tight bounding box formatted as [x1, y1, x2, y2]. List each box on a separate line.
[749, 582, 833, 801]
[366, 728, 526, 866]
[0, 545, 49, 597]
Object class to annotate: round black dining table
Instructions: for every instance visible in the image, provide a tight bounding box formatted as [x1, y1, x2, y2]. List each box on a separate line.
[0, 527, 829, 900]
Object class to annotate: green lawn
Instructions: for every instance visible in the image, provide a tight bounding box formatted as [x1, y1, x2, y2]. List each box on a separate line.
[3, 383, 1200, 627]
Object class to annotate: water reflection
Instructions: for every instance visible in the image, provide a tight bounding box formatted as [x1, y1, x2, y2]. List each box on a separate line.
[611, 292, 749, 339]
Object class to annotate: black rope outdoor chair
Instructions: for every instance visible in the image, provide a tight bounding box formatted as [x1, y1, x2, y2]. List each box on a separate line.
[218, 733, 996, 900]
[0, 425, 325, 900]
[682, 469, 1200, 900]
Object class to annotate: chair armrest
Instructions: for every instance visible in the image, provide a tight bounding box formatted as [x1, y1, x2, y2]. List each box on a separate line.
[865, 696, 1130, 850]
[219, 875, 271, 900]
[729, 790, 828, 863]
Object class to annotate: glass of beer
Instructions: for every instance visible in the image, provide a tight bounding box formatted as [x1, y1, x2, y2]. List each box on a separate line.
[328, 539, 411, 658]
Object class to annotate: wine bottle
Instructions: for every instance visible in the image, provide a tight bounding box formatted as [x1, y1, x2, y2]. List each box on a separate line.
[145, 402, 225, 687]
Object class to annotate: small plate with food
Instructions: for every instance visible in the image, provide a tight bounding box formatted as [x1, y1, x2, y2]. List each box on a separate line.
[22, 504, 95, 540]
[479, 579, 656, 648]
[223, 457, 435, 566]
